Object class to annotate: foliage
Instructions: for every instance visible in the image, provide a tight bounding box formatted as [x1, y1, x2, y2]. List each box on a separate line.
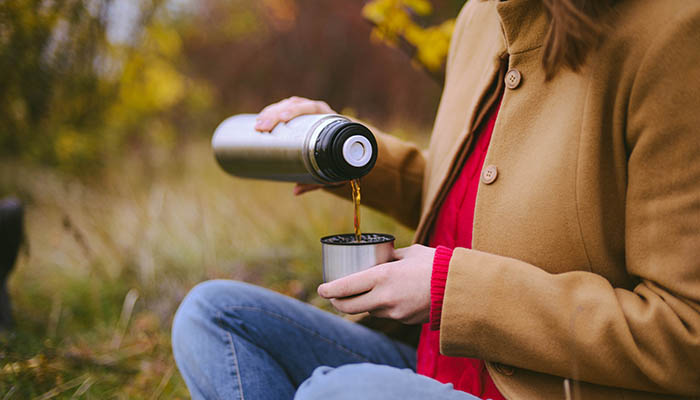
[363, 0, 467, 82]
[0, 0, 213, 172]
[0, 0, 110, 169]
[0, 0, 464, 172]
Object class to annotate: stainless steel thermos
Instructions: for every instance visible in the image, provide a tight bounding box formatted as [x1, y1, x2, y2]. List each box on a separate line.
[212, 114, 378, 184]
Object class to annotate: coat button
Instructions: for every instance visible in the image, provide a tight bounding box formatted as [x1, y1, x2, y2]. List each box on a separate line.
[494, 362, 515, 376]
[481, 165, 498, 184]
[505, 68, 522, 89]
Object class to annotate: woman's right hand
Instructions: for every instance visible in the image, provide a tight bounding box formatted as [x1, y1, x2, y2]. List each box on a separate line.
[254, 96, 340, 196]
[254, 96, 335, 132]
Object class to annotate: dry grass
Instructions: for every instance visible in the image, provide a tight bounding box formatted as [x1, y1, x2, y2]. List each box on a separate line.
[0, 138, 415, 398]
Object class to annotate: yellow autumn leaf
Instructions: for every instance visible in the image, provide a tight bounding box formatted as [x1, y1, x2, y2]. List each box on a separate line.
[404, 0, 433, 16]
[362, 0, 456, 74]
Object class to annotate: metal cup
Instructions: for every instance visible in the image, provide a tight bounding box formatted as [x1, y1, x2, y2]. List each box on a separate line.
[320, 233, 395, 282]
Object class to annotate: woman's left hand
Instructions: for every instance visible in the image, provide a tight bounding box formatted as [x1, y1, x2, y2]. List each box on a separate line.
[318, 244, 436, 325]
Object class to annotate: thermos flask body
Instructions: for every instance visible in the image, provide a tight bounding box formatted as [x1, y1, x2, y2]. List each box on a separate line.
[212, 114, 378, 184]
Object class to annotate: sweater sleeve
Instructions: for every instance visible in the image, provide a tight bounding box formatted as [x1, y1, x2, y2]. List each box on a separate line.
[430, 246, 453, 330]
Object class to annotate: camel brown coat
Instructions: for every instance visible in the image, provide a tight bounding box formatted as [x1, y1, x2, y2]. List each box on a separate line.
[330, 0, 700, 398]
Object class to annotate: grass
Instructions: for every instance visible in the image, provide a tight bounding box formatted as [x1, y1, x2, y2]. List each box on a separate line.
[0, 138, 416, 398]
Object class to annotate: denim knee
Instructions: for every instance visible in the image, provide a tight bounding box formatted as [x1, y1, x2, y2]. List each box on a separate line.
[294, 364, 479, 400]
[295, 364, 414, 400]
[172, 280, 243, 357]
[172, 280, 261, 400]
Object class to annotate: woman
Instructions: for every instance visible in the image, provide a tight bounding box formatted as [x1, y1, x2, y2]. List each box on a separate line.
[172, 0, 700, 399]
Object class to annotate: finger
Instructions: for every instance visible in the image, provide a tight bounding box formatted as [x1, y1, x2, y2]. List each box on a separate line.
[293, 183, 323, 196]
[259, 98, 329, 121]
[317, 267, 381, 299]
[330, 294, 386, 315]
[285, 97, 334, 114]
[255, 98, 332, 132]
[295, 181, 347, 195]
[254, 111, 282, 132]
[255, 98, 295, 131]
[278, 101, 330, 122]
[254, 115, 277, 132]
[257, 98, 290, 119]
[316, 100, 334, 114]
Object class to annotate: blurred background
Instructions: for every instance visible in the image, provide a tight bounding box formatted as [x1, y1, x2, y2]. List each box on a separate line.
[0, 0, 465, 397]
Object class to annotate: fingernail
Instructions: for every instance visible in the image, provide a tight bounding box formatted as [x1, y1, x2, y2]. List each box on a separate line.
[259, 120, 271, 131]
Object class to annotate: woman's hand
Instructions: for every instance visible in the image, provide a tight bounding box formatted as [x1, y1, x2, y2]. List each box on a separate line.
[254, 96, 335, 132]
[317, 244, 435, 325]
[254, 96, 336, 196]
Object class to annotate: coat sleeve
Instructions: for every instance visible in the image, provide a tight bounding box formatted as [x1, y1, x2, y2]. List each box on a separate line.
[438, 9, 700, 396]
[323, 126, 425, 229]
[321, 1, 479, 229]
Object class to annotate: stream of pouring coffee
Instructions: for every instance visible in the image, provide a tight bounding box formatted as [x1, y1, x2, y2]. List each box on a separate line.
[351, 178, 361, 241]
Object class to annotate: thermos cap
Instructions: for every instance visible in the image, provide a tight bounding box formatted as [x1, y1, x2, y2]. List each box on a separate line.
[342, 135, 373, 167]
[313, 120, 378, 182]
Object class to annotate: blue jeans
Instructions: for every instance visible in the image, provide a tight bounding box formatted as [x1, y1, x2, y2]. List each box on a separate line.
[172, 280, 482, 400]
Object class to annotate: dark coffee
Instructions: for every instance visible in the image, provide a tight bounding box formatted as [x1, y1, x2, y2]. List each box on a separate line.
[320, 233, 395, 245]
[350, 178, 361, 241]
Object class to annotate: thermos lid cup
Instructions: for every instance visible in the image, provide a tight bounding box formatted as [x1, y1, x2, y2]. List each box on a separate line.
[320, 233, 395, 282]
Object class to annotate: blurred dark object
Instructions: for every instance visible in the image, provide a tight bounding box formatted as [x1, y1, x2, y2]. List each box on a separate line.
[0, 197, 23, 330]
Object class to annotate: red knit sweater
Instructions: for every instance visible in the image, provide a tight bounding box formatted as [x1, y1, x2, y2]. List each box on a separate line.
[416, 92, 505, 400]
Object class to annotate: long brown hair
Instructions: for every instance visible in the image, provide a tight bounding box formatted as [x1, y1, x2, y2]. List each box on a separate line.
[541, 0, 615, 79]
